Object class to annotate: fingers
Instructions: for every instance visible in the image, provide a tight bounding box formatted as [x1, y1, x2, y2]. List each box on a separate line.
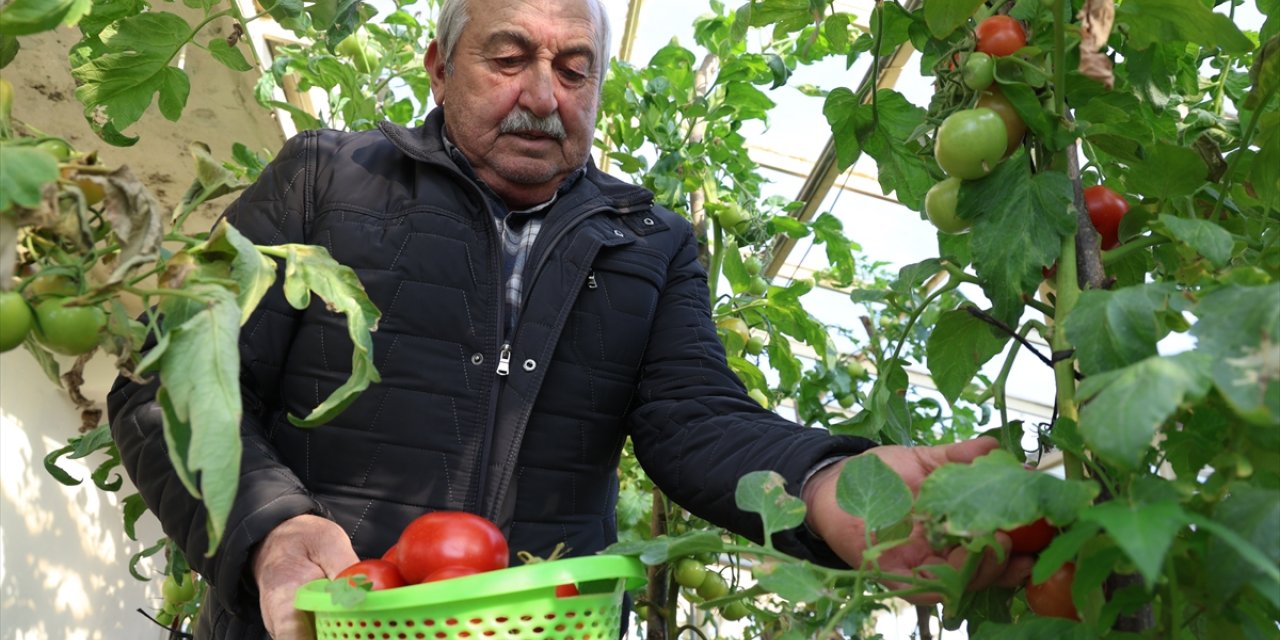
[913, 436, 1001, 473]
[254, 514, 359, 640]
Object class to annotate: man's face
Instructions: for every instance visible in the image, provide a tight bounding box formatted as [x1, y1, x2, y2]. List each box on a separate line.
[427, 0, 603, 207]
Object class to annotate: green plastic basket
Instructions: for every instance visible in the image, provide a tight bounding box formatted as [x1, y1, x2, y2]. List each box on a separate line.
[295, 555, 646, 640]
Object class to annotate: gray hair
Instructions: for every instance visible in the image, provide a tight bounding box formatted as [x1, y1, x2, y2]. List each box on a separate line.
[435, 0, 612, 80]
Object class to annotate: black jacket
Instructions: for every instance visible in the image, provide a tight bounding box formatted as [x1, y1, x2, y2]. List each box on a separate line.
[107, 108, 876, 638]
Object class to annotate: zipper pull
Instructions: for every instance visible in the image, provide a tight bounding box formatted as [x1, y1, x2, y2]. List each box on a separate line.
[586, 269, 598, 289]
[496, 342, 512, 376]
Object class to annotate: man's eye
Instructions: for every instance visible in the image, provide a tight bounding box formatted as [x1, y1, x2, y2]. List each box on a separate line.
[495, 56, 524, 68]
[559, 68, 587, 83]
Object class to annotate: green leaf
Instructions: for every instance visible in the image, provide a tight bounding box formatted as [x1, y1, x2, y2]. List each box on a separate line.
[926, 307, 1009, 404]
[325, 574, 370, 607]
[970, 618, 1099, 640]
[1033, 521, 1103, 584]
[1203, 485, 1280, 602]
[1078, 500, 1187, 587]
[924, 0, 984, 38]
[1123, 143, 1208, 200]
[42, 444, 81, 486]
[1062, 284, 1177, 376]
[1115, 0, 1254, 53]
[1154, 214, 1235, 268]
[1076, 352, 1214, 469]
[916, 449, 1099, 536]
[834, 454, 913, 532]
[0, 0, 89, 35]
[735, 470, 807, 543]
[122, 492, 148, 540]
[1245, 35, 1280, 110]
[751, 560, 827, 603]
[208, 38, 253, 72]
[1249, 113, 1280, 212]
[155, 286, 243, 553]
[811, 212, 858, 286]
[71, 12, 194, 136]
[604, 530, 724, 565]
[1190, 285, 1280, 427]
[191, 222, 277, 325]
[824, 89, 932, 211]
[0, 146, 59, 212]
[276, 243, 381, 427]
[962, 156, 1076, 325]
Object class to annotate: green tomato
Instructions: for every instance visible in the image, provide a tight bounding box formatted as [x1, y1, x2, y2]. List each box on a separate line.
[34, 138, 73, 162]
[672, 558, 708, 589]
[845, 358, 867, 379]
[163, 572, 197, 605]
[33, 298, 105, 355]
[337, 30, 380, 74]
[717, 204, 751, 234]
[747, 276, 768, 297]
[924, 177, 970, 234]
[0, 291, 34, 352]
[962, 52, 995, 91]
[743, 255, 763, 276]
[696, 572, 730, 600]
[721, 600, 751, 621]
[837, 394, 855, 409]
[745, 334, 765, 355]
[934, 108, 1008, 179]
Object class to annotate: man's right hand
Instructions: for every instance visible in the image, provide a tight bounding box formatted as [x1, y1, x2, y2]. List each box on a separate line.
[252, 514, 359, 639]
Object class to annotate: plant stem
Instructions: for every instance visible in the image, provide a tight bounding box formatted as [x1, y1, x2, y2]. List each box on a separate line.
[887, 281, 955, 368]
[1052, 233, 1085, 481]
[992, 323, 1034, 443]
[1211, 81, 1279, 219]
[709, 218, 725, 306]
[1102, 234, 1166, 267]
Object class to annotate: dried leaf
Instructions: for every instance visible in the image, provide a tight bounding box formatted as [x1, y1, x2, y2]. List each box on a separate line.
[1077, 0, 1116, 89]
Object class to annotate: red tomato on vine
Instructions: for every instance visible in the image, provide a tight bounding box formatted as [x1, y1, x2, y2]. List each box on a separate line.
[975, 16, 1027, 57]
[1027, 562, 1079, 620]
[1084, 185, 1130, 250]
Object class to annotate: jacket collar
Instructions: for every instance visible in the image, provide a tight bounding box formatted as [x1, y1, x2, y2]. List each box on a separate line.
[377, 109, 656, 214]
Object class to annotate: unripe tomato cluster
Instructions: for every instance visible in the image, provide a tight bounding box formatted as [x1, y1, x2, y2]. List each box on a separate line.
[336, 511, 509, 591]
[925, 16, 1030, 235]
[670, 556, 753, 622]
[155, 571, 200, 627]
[2, 272, 106, 356]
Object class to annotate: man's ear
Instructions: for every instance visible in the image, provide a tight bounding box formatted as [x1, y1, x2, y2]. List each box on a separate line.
[425, 40, 447, 106]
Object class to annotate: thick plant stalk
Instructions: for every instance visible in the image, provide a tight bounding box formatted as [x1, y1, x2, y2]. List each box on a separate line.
[646, 488, 669, 640]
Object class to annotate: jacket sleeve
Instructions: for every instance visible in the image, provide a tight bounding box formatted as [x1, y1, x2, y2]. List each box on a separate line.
[107, 131, 328, 617]
[628, 222, 877, 567]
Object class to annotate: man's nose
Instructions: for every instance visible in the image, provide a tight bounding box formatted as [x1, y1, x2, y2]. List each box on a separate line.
[518, 62, 559, 118]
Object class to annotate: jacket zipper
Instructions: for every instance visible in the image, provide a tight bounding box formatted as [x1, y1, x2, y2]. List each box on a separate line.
[496, 342, 512, 375]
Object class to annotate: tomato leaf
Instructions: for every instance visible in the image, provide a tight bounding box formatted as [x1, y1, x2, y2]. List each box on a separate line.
[1115, 0, 1254, 54]
[42, 444, 81, 486]
[192, 222, 276, 326]
[1153, 214, 1234, 268]
[915, 450, 1099, 536]
[121, 492, 148, 541]
[735, 470, 807, 543]
[1033, 521, 1103, 584]
[751, 560, 827, 603]
[1122, 142, 1208, 200]
[99, 166, 165, 283]
[1061, 284, 1181, 377]
[0, 0, 89, 35]
[923, 0, 983, 39]
[155, 285, 243, 553]
[0, 146, 59, 212]
[71, 13, 195, 139]
[823, 89, 932, 211]
[968, 617, 1100, 639]
[811, 213, 859, 287]
[1202, 485, 1280, 602]
[1079, 500, 1188, 588]
[1076, 352, 1214, 469]
[961, 157, 1076, 325]
[834, 453, 912, 532]
[604, 530, 724, 565]
[275, 244, 382, 427]
[1248, 113, 1280, 211]
[1190, 285, 1280, 427]
[207, 38, 253, 72]
[925, 307, 1009, 405]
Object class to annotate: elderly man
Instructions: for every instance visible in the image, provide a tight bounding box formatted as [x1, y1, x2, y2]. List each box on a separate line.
[108, 0, 1027, 637]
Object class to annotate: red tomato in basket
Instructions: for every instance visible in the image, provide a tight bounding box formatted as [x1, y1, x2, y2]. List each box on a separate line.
[555, 583, 580, 597]
[337, 559, 407, 590]
[395, 511, 509, 584]
[381, 543, 398, 563]
[424, 566, 480, 582]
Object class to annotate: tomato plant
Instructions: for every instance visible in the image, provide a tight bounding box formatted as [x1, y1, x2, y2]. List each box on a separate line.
[975, 16, 1027, 57]
[394, 511, 508, 584]
[32, 298, 105, 356]
[337, 559, 407, 591]
[1083, 185, 1130, 250]
[0, 291, 33, 352]
[1026, 563, 1079, 620]
[924, 177, 969, 234]
[934, 108, 1008, 179]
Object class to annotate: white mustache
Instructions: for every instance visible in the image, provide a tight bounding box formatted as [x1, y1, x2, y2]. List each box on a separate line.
[499, 108, 567, 140]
